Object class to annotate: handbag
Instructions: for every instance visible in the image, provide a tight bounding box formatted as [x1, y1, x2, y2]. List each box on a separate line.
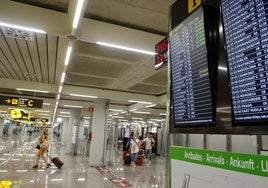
[40, 139, 49, 150]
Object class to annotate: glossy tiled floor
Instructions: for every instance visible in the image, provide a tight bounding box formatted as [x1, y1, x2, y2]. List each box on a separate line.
[0, 132, 167, 188]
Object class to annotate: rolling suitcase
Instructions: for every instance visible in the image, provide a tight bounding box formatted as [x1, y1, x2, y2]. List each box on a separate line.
[124, 154, 131, 165]
[51, 157, 64, 169]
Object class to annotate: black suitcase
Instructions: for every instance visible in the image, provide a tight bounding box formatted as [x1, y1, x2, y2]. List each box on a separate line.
[51, 157, 64, 169]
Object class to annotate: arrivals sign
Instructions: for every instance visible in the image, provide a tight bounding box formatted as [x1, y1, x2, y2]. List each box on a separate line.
[0, 96, 43, 108]
[171, 146, 268, 188]
[171, 146, 268, 177]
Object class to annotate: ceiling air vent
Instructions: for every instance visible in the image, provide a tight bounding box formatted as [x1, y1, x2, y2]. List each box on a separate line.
[24, 73, 40, 79]
[65, 34, 79, 41]
[1, 27, 33, 41]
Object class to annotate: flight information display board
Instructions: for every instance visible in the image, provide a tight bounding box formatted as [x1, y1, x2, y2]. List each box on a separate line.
[221, 0, 268, 124]
[169, 7, 214, 126]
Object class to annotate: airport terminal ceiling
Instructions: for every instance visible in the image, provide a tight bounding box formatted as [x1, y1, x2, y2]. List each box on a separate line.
[0, 0, 176, 123]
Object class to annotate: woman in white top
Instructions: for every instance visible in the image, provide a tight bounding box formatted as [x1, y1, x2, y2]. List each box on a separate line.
[130, 133, 140, 167]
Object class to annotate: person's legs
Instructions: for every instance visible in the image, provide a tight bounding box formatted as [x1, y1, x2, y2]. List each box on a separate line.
[33, 149, 50, 169]
[33, 153, 40, 168]
[133, 152, 138, 165]
[148, 149, 152, 162]
[131, 152, 135, 166]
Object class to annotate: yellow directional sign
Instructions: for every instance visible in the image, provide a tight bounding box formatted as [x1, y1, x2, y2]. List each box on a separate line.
[188, 0, 201, 13]
[0, 96, 43, 108]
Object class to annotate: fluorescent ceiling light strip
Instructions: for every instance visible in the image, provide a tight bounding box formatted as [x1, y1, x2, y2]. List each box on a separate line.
[16, 88, 49, 93]
[58, 86, 63, 93]
[64, 46, 72, 65]
[63, 105, 84, 108]
[43, 103, 50, 105]
[57, 94, 61, 100]
[109, 109, 123, 112]
[70, 94, 98, 98]
[96, 42, 156, 55]
[0, 22, 46, 33]
[16, 170, 28, 172]
[160, 113, 166, 116]
[118, 119, 128, 122]
[60, 112, 70, 114]
[77, 178, 86, 181]
[130, 109, 137, 112]
[58, 115, 70, 118]
[0, 111, 7, 113]
[133, 111, 150, 114]
[132, 117, 143, 120]
[38, 113, 51, 116]
[35, 110, 50, 113]
[72, 0, 85, 29]
[61, 72, 66, 83]
[51, 179, 63, 182]
[113, 116, 124, 118]
[146, 104, 156, 108]
[128, 100, 152, 104]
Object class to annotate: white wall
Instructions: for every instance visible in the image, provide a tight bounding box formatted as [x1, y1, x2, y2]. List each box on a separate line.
[206, 135, 227, 151]
[188, 134, 204, 148]
[231, 135, 258, 154]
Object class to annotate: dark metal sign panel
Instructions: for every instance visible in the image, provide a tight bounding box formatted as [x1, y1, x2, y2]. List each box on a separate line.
[0, 96, 43, 108]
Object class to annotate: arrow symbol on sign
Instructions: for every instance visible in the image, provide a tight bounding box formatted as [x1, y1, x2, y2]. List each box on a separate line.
[5, 99, 11, 103]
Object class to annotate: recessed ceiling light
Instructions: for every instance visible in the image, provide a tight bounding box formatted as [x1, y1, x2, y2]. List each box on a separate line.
[70, 94, 98, 98]
[128, 100, 152, 104]
[16, 88, 49, 93]
[96, 42, 156, 55]
[63, 105, 84, 108]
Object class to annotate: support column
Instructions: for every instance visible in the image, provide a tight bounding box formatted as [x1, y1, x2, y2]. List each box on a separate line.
[61, 118, 69, 146]
[0, 117, 4, 136]
[66, 108, 81, 155]
[89, 99, 109, 166]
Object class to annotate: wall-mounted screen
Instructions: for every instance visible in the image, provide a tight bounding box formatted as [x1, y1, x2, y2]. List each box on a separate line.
[155, 37, 168, 70]
[221, 0, 268, 125]
[169, 6, 215, 127]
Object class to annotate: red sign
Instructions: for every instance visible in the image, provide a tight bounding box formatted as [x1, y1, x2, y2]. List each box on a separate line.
[88, 107, 94, 112]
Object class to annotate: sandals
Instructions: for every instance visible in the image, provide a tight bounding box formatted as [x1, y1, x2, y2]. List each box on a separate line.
[46, 163, 51, 169]
[33, 164, 38, 169]
[33, 163, 51, 169]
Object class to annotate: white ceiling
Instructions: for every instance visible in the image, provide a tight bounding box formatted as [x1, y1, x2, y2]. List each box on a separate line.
[0, 0, 175, 122]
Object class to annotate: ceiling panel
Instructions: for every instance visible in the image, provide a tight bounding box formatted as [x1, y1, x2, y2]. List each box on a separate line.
[65, 74, 112, 87]
[143, 69, 167, 85]
[69, 57, 132, 78]
[75, 41, 149, 63]
[128, 83, 166, 95]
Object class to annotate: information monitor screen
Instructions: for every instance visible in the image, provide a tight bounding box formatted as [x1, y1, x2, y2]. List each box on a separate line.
[221, 0, 268, 125]
[169, 6, 215, 127]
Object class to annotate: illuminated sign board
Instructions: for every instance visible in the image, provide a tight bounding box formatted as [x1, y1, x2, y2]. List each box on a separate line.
[10, 109, 30, 120]
[0, 96, 43, 108]
[30, 118, 49, 123]
[155, 37, 168, 70]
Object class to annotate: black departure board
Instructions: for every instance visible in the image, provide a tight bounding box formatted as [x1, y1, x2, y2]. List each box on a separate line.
[169, 7, 214, 126]
[222, 0, 268, 124]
